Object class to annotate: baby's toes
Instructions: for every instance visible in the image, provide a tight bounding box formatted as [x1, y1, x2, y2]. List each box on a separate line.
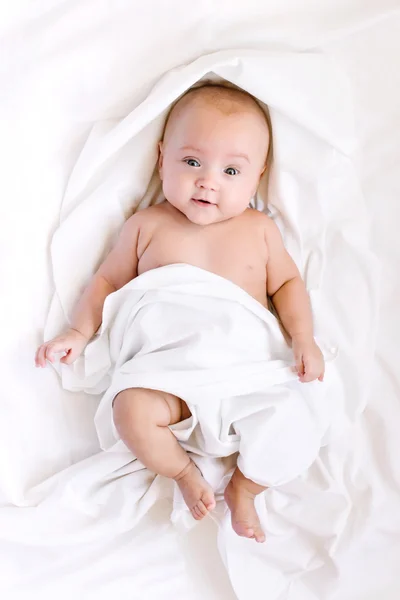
[191, 506, 203, 520]
[196, 500, 209, 517]
[234, 522, 255, 539]
[253, 525, 266, 544]
[202, 490, 216, 511]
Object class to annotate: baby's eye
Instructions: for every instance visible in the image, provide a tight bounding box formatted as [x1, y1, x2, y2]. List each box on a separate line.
[224, 167, 239, 176]
[185, 158, 200, 167]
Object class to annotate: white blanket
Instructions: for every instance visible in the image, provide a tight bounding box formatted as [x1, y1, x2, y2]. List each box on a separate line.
[64, 264, 341, 489]
[38, 46, 375, 599]
[3, 4, 398, 598]
[38, 46, 378, 599]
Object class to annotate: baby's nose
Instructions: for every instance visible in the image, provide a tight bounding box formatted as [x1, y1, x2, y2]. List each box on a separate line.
[195, 175, 219, 192]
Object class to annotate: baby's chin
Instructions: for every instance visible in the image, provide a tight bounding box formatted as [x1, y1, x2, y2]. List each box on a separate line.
[183, 205, 233, 226]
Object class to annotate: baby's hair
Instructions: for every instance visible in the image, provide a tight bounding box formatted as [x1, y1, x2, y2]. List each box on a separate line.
[162, 81, 274, 192]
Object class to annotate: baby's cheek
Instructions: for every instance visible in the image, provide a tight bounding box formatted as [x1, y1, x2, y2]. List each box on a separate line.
[163, 174, 187, 204]
[233, 183, 253, 208]
[163, 174, 177, 195]
[175, 173, 193, 194]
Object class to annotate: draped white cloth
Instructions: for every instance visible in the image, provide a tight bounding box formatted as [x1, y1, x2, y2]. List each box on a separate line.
[1, 2, 399, 599]
[62, 264, 340, 489]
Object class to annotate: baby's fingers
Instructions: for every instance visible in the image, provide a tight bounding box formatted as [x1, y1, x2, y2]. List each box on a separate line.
[36, 341, 66, 367]
[35, 343, 49, 368]
[299, 359, 316, 382]
[300, 372, 315, 383]
[295, 354, 304, 377]
[60, 348, 79, 365]
[46, 343, 68, 364]
[300, 363, 324, 383]
[34, 346, 41, 367]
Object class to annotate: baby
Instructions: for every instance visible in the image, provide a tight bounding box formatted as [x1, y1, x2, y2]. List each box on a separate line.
[35, 84, 325, 544]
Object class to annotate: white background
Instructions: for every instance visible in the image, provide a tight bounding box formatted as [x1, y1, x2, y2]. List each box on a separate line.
[1, 2, 399, 599]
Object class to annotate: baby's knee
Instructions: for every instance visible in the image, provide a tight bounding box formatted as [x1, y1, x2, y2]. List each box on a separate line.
[113, 388, 173, 432]
[113, 389, 154, 433]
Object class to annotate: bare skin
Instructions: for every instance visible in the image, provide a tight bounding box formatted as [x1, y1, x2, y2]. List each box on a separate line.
[35, 85, 325, 541]
[137, 202, 270, 306]
[224, 468, 266, 543]
[112, 388, 216, 521]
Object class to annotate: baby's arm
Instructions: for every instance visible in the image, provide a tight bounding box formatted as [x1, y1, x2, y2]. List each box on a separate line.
[35, 215, 140, 367]
[70, 215, 140, 339]
[265, 218, 324, 383]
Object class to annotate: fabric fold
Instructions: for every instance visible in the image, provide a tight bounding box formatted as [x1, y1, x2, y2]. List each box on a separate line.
[63, 264, 341, 488]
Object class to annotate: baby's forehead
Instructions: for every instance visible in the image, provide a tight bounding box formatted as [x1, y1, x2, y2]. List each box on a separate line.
[183, 86, 256, 112]
[164, 86, 268, 137]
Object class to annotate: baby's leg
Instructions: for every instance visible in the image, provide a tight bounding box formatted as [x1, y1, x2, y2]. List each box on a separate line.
[224, 468, 266, 543]
[113, 388, 215, 520]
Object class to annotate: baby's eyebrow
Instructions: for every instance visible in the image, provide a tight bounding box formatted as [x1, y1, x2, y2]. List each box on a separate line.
[180, 146, 250, 163]
[180, 145, 203, 154]
[227, 153, 250, 163]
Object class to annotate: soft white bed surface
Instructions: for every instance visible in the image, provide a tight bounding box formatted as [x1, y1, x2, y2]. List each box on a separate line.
[1, 2, 399, 599]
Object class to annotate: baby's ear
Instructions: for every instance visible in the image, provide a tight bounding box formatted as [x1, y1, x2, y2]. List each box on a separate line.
[158, 141, 164, 179]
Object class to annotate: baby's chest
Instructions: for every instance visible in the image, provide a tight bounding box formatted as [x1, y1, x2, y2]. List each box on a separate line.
[138, 227, 266, 279]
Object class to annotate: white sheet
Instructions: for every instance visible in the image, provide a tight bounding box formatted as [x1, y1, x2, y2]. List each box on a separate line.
[1, 2, 399, 599]
[61, 264, 340, 491]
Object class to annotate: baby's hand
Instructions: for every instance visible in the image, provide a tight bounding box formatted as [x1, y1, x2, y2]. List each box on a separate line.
[35, 328, 89, 368]
[292, 335, 325, 383]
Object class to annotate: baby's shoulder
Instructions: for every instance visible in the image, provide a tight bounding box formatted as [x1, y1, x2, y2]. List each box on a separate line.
[242, 207, 274, 231]
[240, 209, 283, 249]
[125, 202, 169, 228]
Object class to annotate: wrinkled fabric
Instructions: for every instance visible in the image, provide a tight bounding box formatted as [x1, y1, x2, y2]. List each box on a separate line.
[63, 264, 341, 488]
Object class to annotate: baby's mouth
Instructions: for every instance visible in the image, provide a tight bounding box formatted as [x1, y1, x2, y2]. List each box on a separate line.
[191, 198, 215, 206]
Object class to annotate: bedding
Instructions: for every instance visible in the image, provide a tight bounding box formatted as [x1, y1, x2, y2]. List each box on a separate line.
[1, 2, 399, 599]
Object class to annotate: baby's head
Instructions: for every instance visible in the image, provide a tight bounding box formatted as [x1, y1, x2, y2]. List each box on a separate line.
[159, 84, 272, 226]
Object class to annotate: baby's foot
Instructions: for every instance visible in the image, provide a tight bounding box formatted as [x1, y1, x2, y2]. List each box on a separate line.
[224, 471, 266, 543]
[174, 460, 216, 521]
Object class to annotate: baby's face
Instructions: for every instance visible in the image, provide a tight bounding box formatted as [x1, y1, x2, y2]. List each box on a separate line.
[159, 101, 269, 226]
